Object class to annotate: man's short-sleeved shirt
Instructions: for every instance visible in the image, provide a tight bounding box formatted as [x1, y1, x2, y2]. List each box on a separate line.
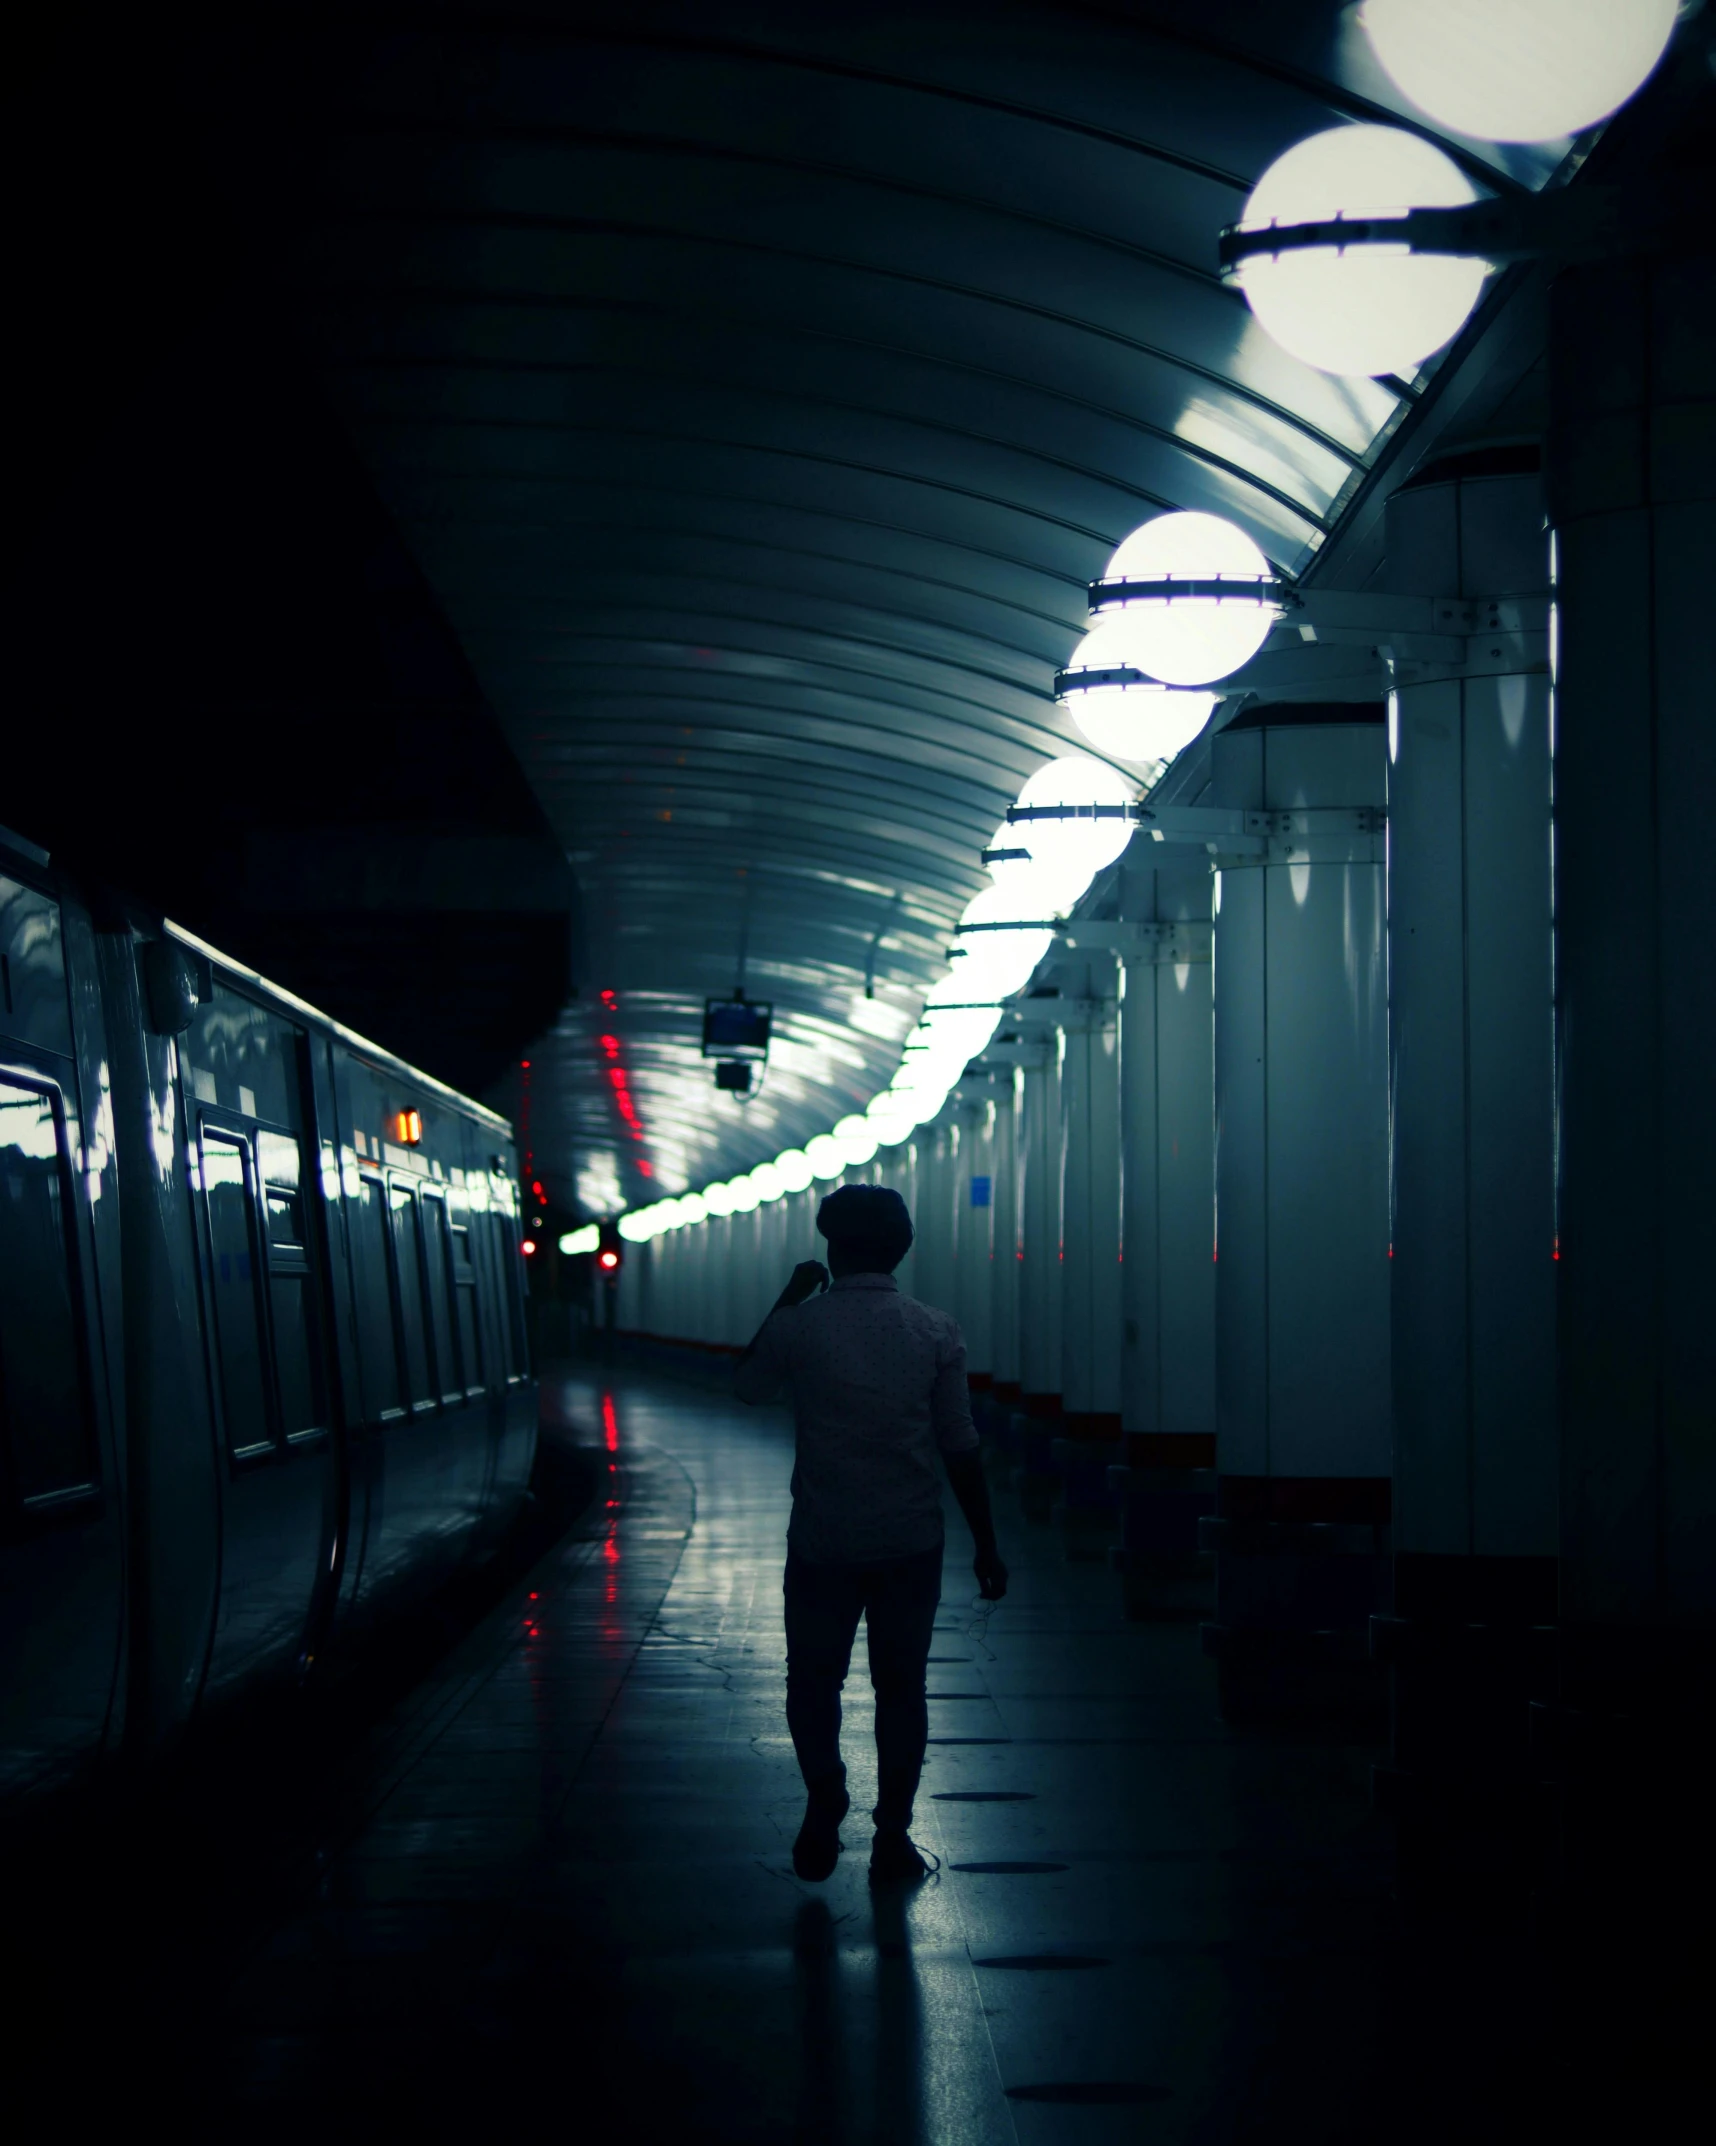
[732, 1272, 978, 1565]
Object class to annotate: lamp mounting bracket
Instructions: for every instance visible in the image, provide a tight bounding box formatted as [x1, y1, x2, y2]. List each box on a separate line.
[1217, 183, 1701, 279]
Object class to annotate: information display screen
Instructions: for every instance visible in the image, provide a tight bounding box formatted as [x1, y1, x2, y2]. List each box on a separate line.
[702, 998, 772, 1060]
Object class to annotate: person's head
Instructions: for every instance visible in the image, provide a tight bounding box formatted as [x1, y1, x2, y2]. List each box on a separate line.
[815, 1184, 914, 1278]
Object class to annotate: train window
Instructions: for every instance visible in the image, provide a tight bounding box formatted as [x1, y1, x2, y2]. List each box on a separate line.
[351, 1174, 403, 1419]
[264, 1184, 326, 1442]
[419, 1191, 461, 1404]
[0, 1077, 93, 1506]
[202, 1132, 273, 1457]
[388, 1180, 434, 1410]
[450, 1223, 484, 1394]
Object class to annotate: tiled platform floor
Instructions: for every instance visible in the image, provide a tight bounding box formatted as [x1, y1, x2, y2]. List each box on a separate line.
[47, 1367, 1637, 2140]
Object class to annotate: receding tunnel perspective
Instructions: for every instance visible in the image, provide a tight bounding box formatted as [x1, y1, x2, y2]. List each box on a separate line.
[3, 3, 1712, 2138]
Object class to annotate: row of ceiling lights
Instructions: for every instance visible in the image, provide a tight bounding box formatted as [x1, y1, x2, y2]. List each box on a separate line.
[573, 0, 1675, 1253]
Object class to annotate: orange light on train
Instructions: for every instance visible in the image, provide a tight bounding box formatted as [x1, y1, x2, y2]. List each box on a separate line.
[395, 1109, 422, 1146]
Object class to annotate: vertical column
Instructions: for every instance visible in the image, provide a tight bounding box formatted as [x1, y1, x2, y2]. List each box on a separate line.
[989, 1069, 1022, 1405]
[1113, 858, 1217, 1618]
[888, 1139, 919, 1298]
[1204, 710, 1391, 1720]
[1379, 455, 1559, 1900]
[911, 1117, 958, 1316]
[1017, 1047, 1062, 1416]
[955, 1087, 995, 1384]
[1054, 990, 1123, 1556]
[1544, 251, 1716, 1919]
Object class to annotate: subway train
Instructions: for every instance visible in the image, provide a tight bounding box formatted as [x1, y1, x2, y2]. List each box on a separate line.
[0, 826, 537, 1804]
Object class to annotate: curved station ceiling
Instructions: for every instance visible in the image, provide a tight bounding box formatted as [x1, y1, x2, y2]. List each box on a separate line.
[219, 0, 1582, 1214]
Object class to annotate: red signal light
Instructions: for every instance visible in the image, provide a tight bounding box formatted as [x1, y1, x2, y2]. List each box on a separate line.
[599, 1249, 618, 1270]
[522, 1240, 536, 1256]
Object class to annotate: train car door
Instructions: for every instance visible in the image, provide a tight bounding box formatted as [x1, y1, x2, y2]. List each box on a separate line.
[0, 867, 126, 1799]
[182, 983, 338, 1698]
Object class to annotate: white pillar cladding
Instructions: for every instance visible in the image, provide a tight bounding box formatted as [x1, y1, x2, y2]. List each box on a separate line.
[1546, 251, 1716, 1889]
[1212, 714, 1391, 1486]
[890, 1140, 919, 1297]
[1058, 985, 1122, 1432]
[616, 1243, 641, 1332]
[1385, 456, 1556, 1591]
[911, 1117, 959, 1316]
[1205, 710, 1391, 1718]
[726, 1206, 758, 1345]
[954, 1084, 995, 1379]
[708, 1213, 733, 1346]
[989, 1069, 1022, 1399]
[1116, 857, 1217, 1451]
[754, 1192, 788, 1324]
[1017, 1044, 1063, 1408]
[687, 1216, 712, 1345]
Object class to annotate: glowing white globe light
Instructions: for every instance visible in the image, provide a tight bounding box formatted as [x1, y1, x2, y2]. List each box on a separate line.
[1234, 126, 1488, 380]
[774, 1148, 816, 1193]
[954, 881, 1063, 997]
[618, 1211, 652, 1243]
[652, 1199, 685, 1232]
[1006, 755, 1137, 907]
[559, 1223, 600, 1255]
[868, 1111, 914, 1147]
[1057, 615, 1220, 763]
[919, 1002, 1002, 1067]
[703, 1180, 736, 1217]
[804, 1134, 846, 1181]
[1096, 514, 1277, 685]
[678, 1191, 709, 1226]
[726, 1175, 760, 1213]
[1361, 0, 1675, 144]
[748, 1162, 785, 1203]
[833, 1115, 881, 1166]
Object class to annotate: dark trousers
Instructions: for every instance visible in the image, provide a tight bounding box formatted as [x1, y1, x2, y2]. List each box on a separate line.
[783, 1538, 943, 1832]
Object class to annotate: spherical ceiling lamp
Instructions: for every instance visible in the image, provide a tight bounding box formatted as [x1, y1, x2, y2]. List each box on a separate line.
[1092, 514, 1279, 685]
[1234, 126, 1489, 379]
[804, 1133, 846, 1181]
[1007, 755, 1136, 907]
[954, 881, 1059, 999]
[1361, 0, 1676, 144]
[774, 1148, 815, 1194]
[832, 1114, 880, 1166]
[1057, 616, 1220, 764]
[726, 1175, 760, 1213]
[919, 999, 1002, 1066]
[678, 1191, 710, 1226]
[703, 1180, 736, 1218]
[652, 1199, 685, 1232]
[748, 1161, 786, 1203]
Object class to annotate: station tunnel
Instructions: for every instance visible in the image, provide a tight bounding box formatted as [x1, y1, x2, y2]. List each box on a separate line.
[3, 5, 1713, 2137]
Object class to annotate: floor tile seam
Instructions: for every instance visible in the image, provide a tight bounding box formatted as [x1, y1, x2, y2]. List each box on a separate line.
[220, 1436, 687, 2005]
[412, 1440, 697, 1789]
[327, 1446, 655, 1801]
[367, 1439, 695, 1787]
[451, 1434, 712, 1978]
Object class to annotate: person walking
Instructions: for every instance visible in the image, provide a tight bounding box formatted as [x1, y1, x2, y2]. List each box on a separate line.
[734, 1183, 1008, 1887]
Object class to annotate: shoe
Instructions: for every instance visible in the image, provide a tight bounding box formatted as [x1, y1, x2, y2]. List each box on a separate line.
[793, 1780, 850, 1881]
[868, 1830, 931, 1886]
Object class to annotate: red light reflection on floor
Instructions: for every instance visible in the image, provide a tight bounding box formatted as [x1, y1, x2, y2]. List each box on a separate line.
[602, 1394, 619, 1452]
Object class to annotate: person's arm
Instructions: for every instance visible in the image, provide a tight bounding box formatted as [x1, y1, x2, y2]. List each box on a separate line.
[945, 1449, 1007, 1600]
[930, 1333, 1008, 1600]
[732, 1260, 829, 1402]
